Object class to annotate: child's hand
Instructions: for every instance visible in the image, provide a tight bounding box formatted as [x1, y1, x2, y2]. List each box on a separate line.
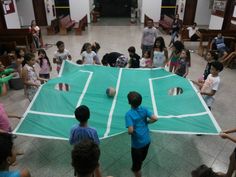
[219, 132, 228, 139]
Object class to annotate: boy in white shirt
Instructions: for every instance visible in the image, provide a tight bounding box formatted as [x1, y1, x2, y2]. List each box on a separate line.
[192, 61, 223, 110]
[187, 22, 201, 41]
[53, 41, 72, 73]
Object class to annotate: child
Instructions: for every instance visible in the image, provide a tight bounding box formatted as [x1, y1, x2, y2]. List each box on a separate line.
[153, 37, 168, 68]
[53, 41, 72, 73]
[71, 140, 101, 177]
[140, 51, 152, 68]
[81, 43, 97, 65]
[69, 105, 99, 145]
[29, 20, 40, 49]
[192, 61, 223, 110]
[21, 53, 47, 101]
[125, 91, 158, 177]
[169, 14, 182, 47]
[38, 49, 52, 79]
[210, 33, 228, 58]
[175, 49, 190, 78]
[0, 103, 21, 133]
[169, 41, 184, 72]
[191, 164, 223, 177]
[12, 48, 24, 77]
[220, 127, 236, 177]
[128, 46, 140, 68]
[0, 133, 31, 177]
[69, 105, 101, 177]
[202, 51, 218, 81]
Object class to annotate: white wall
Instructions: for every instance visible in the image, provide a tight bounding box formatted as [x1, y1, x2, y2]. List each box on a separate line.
[69, 0, 91, 23]
[44, 0, 56, 25]
[15, 0, 35, 26]
[141, 0, 162, 23]
[195, 0, 211, 26]
[209, 15, 223, 29]
[4, 0, 20, 28]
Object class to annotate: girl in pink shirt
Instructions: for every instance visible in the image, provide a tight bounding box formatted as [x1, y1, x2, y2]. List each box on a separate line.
[38, 49, 52, 79]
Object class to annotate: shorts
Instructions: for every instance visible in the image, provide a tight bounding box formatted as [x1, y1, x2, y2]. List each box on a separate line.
[131, 143, 150, 172]
[190, 34, 199, 41]
[202, 95, 215, 108]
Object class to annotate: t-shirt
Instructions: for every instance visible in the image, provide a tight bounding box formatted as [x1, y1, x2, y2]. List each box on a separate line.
[39, 58, 50, 74]
[0, 103, 11, 132]
[187, 27, 199, 38]
[201, 74, 220, 98]
[125, 106, 152, 148]
[53, 49, 71, 67]
[0, 171, 20, 177]
[102, 52, 123, 67]
[142, 27, 158, 46]
[129, 53, 140, 68]
[153, 50, 165, 68]
[69, 124, 100, 145]
[175, 58, 188, 77]
[81, 51, 97, 64]
[213, 37, 226, 50]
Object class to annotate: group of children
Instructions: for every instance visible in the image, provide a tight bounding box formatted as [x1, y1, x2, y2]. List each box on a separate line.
[0, 29, 235, 176]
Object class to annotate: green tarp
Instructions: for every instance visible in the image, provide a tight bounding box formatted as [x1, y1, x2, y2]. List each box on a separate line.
[14, 61, 221, 140]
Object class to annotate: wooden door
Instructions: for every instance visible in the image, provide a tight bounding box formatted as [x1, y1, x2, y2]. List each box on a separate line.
[183, 0, 198, 25]
[222, 0, 235, 30]
[33, 0, 48, 26]
[0, 5, 7, 31]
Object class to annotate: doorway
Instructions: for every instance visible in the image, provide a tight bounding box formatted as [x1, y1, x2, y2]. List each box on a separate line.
[99, 0, 131, 17]
[161, 0, 177, 18]
[54, 0, 70, 18]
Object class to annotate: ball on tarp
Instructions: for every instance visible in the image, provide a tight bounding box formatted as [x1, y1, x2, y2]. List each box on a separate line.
[106, 87, 116, 97]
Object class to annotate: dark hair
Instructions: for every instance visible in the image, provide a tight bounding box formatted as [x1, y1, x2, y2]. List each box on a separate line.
[127, 91, 142, 108]
[193, 22, 197, 26]
[101, 53, 109, 66]
[191, 164, 221, 177]
[173, 41, 184, 54]
[71, 140, 100, 176]
[181, 49, 191, 66]
[128, 46, 136, 53]
[0, 133, 13, 165]
[208, 51, 218, 61]
[154, 37, 166, 51]
[211, 61, 223, 72]
[56, 41, 64, 48]
[80, 42, 90, 54]
[76, 60, 83, 65]
[22, 53, 35, 66]
[38, 49, 51, 68]
[74, 105, 90, 123]
[92, 42, 100, 53]
[31, 20, 36, 27]
[143, 51, 151, 58]
[15, 48, 24, 59]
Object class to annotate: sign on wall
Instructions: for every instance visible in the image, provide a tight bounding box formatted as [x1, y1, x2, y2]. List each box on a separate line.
[2, 0, 15, 14]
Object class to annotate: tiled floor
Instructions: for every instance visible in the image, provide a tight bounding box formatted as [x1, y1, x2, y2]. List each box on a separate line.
[1, 18, 236, 177]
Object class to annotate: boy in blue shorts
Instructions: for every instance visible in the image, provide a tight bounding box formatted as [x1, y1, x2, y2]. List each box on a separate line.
[69, 105, 99, 145]
[125, 91, 158, 177]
